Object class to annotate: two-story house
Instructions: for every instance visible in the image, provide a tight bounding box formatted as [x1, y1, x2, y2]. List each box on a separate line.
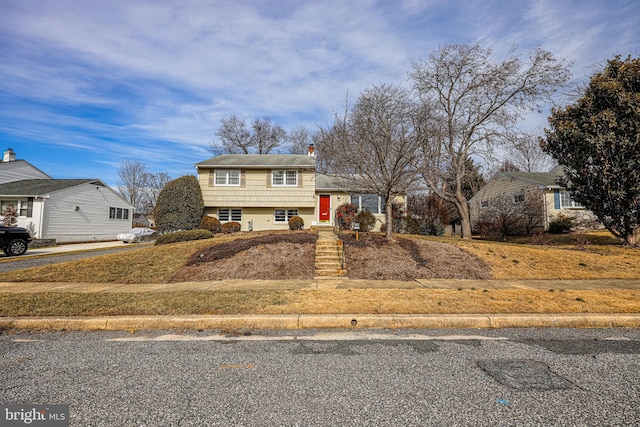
[195, 148, 394, 231]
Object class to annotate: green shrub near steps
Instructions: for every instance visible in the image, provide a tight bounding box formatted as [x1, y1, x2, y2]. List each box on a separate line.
[155, 229, 214, 245]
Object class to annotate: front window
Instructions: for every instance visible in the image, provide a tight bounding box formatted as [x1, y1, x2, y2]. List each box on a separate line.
[351, 194, 384, 214]
[274, 209, 298, 223]
[218, 208, 242, 222]
[215, 170, 240, 186]
[272, 170, 297, 186]
[560, 191, 583, 208]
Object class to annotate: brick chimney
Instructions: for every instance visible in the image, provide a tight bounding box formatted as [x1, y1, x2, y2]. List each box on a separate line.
[3, 148, 16, 162]
[307, 144, 315, 157]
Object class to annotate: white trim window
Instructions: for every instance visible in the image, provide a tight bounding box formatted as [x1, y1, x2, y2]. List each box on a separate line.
[274, 209, 298, 223]
[109, 207, 130, 220]
[218, 208, 242, 222]
[272, 170, 297, 186]
[215, 169, 241, 186]
[1, 199, 30, 217]
[351, 194, 385, 214]
[560, 191, 584, 208]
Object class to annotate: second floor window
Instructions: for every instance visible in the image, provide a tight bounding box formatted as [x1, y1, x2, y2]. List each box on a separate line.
[215, 170, 240, 186]
[272, 170, 297, 186]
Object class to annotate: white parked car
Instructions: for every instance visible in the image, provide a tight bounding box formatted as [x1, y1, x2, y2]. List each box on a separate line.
[117, 227, 157, 243]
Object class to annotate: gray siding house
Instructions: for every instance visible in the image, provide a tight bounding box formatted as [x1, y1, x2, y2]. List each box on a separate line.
[0, 149, 133, 243]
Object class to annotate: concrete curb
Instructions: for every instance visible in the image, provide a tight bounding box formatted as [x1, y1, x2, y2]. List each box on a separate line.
[1, 313, 639, 331]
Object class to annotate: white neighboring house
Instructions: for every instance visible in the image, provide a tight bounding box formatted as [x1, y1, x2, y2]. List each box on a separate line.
[0, 149, 134, 243]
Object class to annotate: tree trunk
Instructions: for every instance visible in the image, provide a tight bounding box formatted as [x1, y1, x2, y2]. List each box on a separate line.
[625, 228, 640, 247]
[458, 204, 472, 239]
[385, 199, 394, 240]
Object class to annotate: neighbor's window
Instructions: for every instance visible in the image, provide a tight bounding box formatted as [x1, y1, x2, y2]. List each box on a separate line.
[560, 191, 584, 208]
[1, 199, 30, 217]
[351, 194, 384, 214]
[272, 170, 297, 186]
[215, 169, 240, 186]
[480, 200, 489, 208]
[513, 193, 525, 204]
[274, 209, 298, 223]
[218, 208, 242, 222]
[109, 207, 130, 220]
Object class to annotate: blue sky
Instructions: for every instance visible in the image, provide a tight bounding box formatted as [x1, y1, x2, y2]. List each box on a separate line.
[1, 0, 638, 187]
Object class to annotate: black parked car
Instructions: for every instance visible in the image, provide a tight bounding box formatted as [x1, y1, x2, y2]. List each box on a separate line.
[0, 226, 32, 256]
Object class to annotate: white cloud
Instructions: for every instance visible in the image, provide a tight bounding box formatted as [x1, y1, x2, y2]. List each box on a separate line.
[0, 0, 638, 180]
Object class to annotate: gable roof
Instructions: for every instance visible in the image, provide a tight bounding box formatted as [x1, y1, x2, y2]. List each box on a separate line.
[196, 154, 316, 169]
[496, 166, 566, 188]
[0, 179, 101, 196]
[0, 160, 52, 184]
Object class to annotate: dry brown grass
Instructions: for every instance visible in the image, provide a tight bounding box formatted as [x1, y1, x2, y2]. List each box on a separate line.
[1, 230, 639, 317]
[448, 238, 640, 279]
[0, 288, 637, 316]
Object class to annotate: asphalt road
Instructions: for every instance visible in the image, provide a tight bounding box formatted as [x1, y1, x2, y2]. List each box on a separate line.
[1, 328, 639, 426]
[0, 246, 140, 273]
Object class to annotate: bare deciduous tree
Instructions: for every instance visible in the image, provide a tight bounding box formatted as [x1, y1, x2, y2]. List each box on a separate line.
[141, 171, 173, 214]
[117, 159, 148, 210]
[317, 84, 421, 239]
[287, 124, 314, 154]
[210, 115, 287, 155]
[117, 160, 172, 215]
[505, 132, 556, 172]
[478, 191, 544, 239]
[411, 44, 571, 239]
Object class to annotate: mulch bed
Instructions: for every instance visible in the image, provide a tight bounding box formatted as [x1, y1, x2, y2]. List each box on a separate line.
[169, 231, 492, 282]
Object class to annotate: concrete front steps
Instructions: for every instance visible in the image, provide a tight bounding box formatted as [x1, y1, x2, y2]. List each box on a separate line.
[315, 228, 347, 278]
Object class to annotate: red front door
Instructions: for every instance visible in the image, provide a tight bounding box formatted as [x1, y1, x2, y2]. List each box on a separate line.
[319, 195, 331, 222]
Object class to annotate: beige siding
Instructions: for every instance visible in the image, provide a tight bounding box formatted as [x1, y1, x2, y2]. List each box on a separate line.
[199, 169, 315, 208]
[469, 176, 541, 227]
[204, 207, 314, 232]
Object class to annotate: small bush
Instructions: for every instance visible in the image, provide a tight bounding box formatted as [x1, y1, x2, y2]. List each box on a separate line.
[221, 222, 241, 234]
[155, 229, 213, 245]
[531, 232, 551, 245]
[549, 216, 574, 234]
[355, 210, 376, 232]
[200, 216, 222, 234]
[399, 214, 423, 235]
[336, 203, 358, 230]
[422, 223, 445, 236]
[288, 216, 304, 230]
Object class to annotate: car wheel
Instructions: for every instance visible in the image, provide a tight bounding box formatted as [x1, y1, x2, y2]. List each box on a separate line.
[4, 239, 28, 256]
